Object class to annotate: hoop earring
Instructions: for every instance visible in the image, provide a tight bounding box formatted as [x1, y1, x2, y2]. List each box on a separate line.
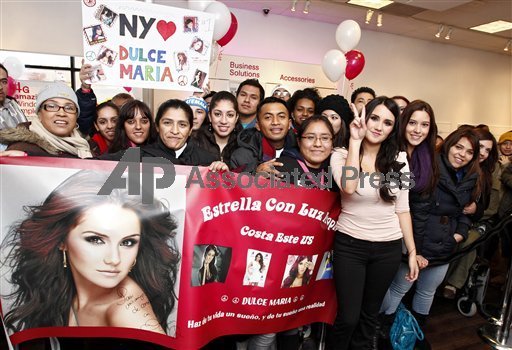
[130, 258, 137, 272]
[63, 250, 68, 268]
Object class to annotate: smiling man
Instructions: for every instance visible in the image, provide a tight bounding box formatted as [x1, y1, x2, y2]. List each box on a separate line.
[230, 97, 296, 173]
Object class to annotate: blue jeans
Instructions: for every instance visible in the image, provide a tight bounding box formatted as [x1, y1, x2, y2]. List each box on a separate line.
[380, 262, 449, 316]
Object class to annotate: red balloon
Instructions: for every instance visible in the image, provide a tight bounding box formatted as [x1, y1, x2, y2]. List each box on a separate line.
[217, 12, 238, 47]
[345, 50, 365, 80]
[7, 76, 17, 96]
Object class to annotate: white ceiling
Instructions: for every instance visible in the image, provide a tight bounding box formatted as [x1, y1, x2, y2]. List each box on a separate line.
[222, 0, 512, 55]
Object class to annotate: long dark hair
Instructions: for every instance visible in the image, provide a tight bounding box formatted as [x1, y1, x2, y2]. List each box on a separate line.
[92, 101, 119, 137]
[199, 245, 219, 283]
[361, 96, 403, 203]
[398, 100, 439, 194]
[441, 127, 481, 201]
[255, 253, 265, 273]
[282, 255, 312, 288]
[207, 91, 242, 163]
[473, 126, 499, 202]
[2, 170, 180, 333]
[109, 100, 157, 153]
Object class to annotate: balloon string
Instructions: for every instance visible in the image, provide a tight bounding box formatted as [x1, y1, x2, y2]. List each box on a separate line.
[341, 77, 346, 98]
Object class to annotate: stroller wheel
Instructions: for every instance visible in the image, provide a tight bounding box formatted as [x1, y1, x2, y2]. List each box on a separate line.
[457, 296, 477, 317]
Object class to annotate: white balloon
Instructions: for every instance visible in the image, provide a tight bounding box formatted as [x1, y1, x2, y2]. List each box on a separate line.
[335, 20, 361, 53]
[205, 1, 231, 40]
[322, 49, 347, 82]
[3, 56, 25, 79]
[188, 0, 213, 11]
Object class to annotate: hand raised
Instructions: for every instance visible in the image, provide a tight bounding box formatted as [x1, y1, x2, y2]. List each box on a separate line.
[349, 103, 367, 141]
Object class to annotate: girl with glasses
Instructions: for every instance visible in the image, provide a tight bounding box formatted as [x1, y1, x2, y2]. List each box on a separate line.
[275, 115, 337, 191]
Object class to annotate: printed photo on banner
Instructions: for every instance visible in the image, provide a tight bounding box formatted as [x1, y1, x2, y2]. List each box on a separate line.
[84, 64, 107, 84]
[190, 36, 207, 55]
[281, 255, 318, 288]
[96, 46, 117, 67]
[191, 244, 232, 287]
[184, 17, 198, 33]
[95, 4, 117, 27]
[0, 169, 181, 336]
[243, 249, 272, 287]
[191, 69, 207, 89]
[316, 250, 333, 280]
[81, 0, 214, 91]
[174, 52, 189, 72]
[83, 24, 106, 45]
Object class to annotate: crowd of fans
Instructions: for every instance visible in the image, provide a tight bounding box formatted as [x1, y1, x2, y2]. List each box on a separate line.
[0, 61, 511, 350]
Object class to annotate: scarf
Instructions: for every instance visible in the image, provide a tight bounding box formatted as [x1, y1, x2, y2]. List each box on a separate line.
[410, 142, 432, 193]
[29, 117, 93, 158]
[262, 137, 276, 162]
[92, 133, 109, 155]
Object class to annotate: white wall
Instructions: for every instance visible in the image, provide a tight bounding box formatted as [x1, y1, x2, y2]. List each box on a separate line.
[1, 1, 510, 134]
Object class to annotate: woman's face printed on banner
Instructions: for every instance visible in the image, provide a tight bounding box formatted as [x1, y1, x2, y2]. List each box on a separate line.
[63, 204, 141, 290]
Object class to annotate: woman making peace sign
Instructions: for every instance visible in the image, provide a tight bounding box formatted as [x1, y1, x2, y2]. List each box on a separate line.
[328, 96, 418, 349]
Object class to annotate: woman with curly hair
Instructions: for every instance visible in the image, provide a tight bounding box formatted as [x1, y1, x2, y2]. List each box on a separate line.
[282, 255, 313, 288]
[2, 170, 180, 335]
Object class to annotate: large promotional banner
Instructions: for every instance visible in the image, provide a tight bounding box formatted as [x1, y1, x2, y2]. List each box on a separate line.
[0, 158, 340, 349]
[81, 0, 214, 92]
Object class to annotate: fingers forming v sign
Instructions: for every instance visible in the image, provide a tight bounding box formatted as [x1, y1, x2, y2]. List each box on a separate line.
[349, 103, 367, 141]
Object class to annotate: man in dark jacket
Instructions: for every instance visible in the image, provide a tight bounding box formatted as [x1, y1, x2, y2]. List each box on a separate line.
[230, 97, 295, 173]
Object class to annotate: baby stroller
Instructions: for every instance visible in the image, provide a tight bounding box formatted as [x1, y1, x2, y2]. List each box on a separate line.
[457, 260, 490, 317]
[456, 217, 502, 319]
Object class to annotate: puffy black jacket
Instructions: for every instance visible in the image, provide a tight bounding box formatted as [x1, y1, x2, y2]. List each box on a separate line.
[192, 123, 242, 165]
[415, 154, 477, 260]
[229, 128, 297, 173]
[100, 138, 216, 166]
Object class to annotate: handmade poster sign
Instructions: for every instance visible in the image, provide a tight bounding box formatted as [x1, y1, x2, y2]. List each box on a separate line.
[1, 157, 340, 349]
[81, 0, 214, 91]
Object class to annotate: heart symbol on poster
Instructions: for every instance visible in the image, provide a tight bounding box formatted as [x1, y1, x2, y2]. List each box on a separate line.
[157, 20, 176, 41]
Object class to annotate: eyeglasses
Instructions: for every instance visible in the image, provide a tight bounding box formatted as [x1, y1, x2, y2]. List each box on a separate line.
[42, 103, 77, 114]
[273, 90, 290, 98]
[301, 135, 332, 143]
[0, 79, 8, 86]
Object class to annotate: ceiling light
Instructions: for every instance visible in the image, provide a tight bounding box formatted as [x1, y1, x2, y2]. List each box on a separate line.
[365, 9, 374, 24]
[435, 24, 444, 38]
[505, 40, 512, 52]
[471, 20, 512, 34]
[291, 0, 297, 12]
[303, 0, 311, 14]
[348, 0, 393, 10]
[377, 12, 383, 27]
[445, 27, 452, 40]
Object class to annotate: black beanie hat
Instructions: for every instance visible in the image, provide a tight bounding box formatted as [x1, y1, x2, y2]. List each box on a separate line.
[317, 94, 354, 128]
